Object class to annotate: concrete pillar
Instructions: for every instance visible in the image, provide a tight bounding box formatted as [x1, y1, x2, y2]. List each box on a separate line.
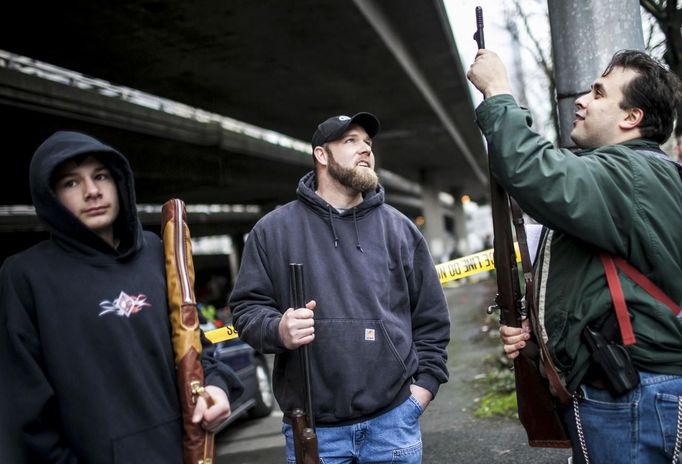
[228, 231, 245, 290]
[547, 0, 645, 147]
[420, 170, 447, 263]
[451, 194, 469, 256]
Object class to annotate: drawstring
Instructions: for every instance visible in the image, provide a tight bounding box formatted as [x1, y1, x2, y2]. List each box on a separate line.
[352, 208, 364, 253]
[324, 205, 364, 252]
[327, 205, 340, 248]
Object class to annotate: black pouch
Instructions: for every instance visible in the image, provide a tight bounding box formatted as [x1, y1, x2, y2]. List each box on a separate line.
[582, 314, 640, 396]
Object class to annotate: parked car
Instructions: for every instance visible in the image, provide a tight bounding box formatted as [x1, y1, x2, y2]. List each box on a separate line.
[201, 321, 275, 431]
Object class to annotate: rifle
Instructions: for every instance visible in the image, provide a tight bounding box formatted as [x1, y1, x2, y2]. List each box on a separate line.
[474, 7, 571, 448]
[162, 199, 215, 464]
[288, 263, 319, 464]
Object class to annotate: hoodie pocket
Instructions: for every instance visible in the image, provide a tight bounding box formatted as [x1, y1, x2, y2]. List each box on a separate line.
[111, 416, 182, 463]
[306, 318, 411, 422]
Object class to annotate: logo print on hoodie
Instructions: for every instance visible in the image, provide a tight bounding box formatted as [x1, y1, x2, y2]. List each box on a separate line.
[99, 291, 151, 317]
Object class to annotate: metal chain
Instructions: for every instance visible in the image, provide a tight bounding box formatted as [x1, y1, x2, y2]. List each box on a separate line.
[573, 391, 682, 464]
[672, 396, 682, 464]
[573, 395, 590, 464]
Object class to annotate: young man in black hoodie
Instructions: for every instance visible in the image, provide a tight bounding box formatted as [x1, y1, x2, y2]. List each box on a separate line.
[229, 113, 451, 463]
[0, 131, 237, 463]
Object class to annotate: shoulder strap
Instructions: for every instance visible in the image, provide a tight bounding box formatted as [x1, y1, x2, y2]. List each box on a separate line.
[599, 253, 681, 347]
[599, 254, 637, 346]
[598, 147, 680, 345]
[511, 199, 573, 405]
[611, 256, 680, 315]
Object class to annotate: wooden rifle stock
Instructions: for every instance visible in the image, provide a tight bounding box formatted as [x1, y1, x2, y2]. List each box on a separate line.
[291, 408, 319, 464]
[289, 264, 319, 463]
[489, 175, 570, 447]
[161, 199, 216, 463]
[474, 7, 570, 448]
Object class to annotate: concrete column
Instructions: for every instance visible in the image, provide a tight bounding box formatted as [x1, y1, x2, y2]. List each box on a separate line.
[547, 0, 645, 147]
[421, 170, 447, 263]
[450, 194, 469, 256]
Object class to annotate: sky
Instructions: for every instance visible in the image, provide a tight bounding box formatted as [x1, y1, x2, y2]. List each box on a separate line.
[444, 0, 556, 140]
[441, 0, 553, 252]
[444, 0, 515, 108]
[443, 1, 666, 145]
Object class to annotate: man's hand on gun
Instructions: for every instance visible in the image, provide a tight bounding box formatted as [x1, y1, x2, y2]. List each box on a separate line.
[466, 49, 514, 99]
[279, 300, 317, 349]
[499, 319, 531, 360]
[469, 48, 530, 362]
[191, 385, 231, 432]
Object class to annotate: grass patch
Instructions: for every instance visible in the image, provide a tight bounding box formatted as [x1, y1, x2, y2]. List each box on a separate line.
[472, 362, 519, 419]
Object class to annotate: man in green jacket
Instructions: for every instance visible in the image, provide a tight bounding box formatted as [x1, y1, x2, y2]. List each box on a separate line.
[468, 49, 682, 463]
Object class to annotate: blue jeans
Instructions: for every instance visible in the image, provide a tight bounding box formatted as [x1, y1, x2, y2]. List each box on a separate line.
[563, 371, 682, 464]
[282, 395, 423, 463]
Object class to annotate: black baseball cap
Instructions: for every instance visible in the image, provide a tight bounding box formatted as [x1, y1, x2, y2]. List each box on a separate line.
[311, 112, 380, 149]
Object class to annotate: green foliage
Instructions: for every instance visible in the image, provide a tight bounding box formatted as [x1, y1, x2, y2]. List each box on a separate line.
[474, 390, 518, 419]
[472, 363, 519, 419]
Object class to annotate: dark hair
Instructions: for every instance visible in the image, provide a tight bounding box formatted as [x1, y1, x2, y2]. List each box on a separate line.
[49, 152, 114, 189]
[603, 50, 682, 144]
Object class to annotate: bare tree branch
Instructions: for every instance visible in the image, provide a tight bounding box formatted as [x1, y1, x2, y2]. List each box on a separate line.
[640, 0, 682, 136]
[640, 0, 665, 21]
[508, 0, 560, 142]
[512, 0, 553, 82]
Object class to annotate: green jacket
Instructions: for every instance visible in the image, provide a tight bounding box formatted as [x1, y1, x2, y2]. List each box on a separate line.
[476, 94, 682, 391]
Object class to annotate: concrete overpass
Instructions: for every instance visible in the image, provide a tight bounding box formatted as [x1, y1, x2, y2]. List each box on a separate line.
[0, 0, 487, 262]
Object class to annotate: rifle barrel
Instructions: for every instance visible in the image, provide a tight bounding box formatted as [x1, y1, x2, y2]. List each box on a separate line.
[471, 7, 570, 447]
[474, 6, 485, 49]
[290, 263, 315, 429]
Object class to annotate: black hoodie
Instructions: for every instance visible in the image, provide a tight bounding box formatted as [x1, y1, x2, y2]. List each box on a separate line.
[0, 132, 233, 463]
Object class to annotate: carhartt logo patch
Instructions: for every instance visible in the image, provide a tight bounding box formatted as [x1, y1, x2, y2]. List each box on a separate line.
[364, 328, 376, 341]
[99, 291, 151, 317]
[339, 116, 351, 121]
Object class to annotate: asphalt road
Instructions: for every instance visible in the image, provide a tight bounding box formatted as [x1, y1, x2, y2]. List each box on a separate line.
[214, 278, 573, 463]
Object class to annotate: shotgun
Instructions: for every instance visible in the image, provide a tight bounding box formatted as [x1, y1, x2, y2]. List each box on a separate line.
[289, 263, 319, 464]
[474, 7, 570, 448]
[162, 199, 215, 464]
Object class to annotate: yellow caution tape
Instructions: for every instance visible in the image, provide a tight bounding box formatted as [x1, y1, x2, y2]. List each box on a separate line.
[204, 325, 239, 344]
[435, 245, 521, 285]
[206, 245, 521, 342]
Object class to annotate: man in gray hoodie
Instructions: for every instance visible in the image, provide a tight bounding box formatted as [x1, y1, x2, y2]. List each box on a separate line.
[230, 112, 450, 463]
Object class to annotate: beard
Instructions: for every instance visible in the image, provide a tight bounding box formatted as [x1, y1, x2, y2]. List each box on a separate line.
[326, 147, 379, 193]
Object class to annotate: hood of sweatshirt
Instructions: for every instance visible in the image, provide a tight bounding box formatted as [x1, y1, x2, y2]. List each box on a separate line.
[296, 171, 384, 251]
[29, 131, 143, 260]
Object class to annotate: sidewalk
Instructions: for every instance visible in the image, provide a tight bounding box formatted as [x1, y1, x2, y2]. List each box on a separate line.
[422, 278, 572, 463]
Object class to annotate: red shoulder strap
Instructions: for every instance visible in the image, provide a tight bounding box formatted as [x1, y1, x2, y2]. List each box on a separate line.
[611, 256, 680, 316]
[599, 253, 681, 347]
[600, 254, 636, 346]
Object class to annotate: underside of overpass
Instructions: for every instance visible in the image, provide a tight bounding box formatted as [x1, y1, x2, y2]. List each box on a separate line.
[0, 0, 487, 260]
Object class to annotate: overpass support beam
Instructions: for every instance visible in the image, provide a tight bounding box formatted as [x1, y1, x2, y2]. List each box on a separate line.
[420, 170, 448, 263]
[450, 192, 468, 257]
[228, 232, 246, 290]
